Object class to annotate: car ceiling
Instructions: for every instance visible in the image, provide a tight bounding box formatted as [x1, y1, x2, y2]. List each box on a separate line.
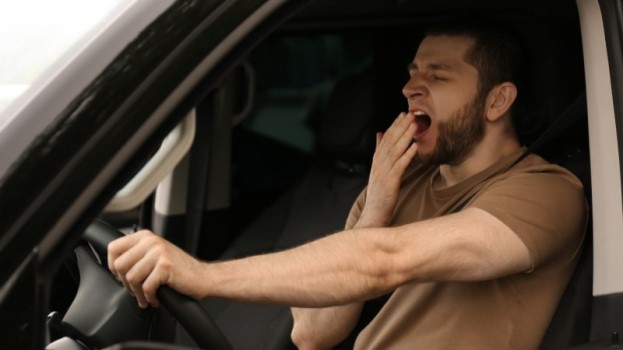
[288, 0, 578, 28]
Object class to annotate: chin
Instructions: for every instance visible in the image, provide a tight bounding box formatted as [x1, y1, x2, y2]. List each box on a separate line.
[416, 143, 434, 159]
[415, 151, 432, 165]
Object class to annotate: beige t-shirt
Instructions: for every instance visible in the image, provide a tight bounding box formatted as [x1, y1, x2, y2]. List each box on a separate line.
[349, 151, 587, 349]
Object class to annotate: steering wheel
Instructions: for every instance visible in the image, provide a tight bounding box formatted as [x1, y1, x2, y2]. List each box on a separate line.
[67, 218, 232, 349]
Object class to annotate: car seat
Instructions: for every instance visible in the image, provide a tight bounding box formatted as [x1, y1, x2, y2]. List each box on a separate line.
[178, 70, 378, 349]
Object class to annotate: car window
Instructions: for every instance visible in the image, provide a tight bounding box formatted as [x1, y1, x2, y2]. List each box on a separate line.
[0, 1, 126, 120]
[240, 33, 373, 153]
[230, 32, 374, 213]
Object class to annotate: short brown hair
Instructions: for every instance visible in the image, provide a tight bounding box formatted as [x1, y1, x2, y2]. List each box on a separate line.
[425, 19, 526, 119]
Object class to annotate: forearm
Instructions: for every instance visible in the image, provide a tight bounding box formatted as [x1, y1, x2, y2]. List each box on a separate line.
[198, 229, 393, 307]
[197, 209, 533, 307]
[286, 208, 385, 349]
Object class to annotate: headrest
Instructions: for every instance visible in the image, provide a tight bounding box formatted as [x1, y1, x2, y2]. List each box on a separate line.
[317, 70, 376, 164]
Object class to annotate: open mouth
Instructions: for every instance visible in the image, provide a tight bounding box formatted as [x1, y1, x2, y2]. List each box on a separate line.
[414, 112, 431, 139]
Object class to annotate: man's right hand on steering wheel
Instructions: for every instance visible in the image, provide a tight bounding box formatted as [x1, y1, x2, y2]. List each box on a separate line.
[108, 231, 208, 309]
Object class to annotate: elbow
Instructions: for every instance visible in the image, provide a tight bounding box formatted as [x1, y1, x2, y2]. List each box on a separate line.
[363, 244, 412, 295]
[369, 261, 410, 295]
[290, 308, 351, 350]
[290, 321, 309, 349]
[290, 311, 320, 350]
[291, 323, 330, 350]
[290, 325, 306, 349]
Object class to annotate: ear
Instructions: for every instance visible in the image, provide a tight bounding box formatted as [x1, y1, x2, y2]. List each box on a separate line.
[485, 82, 517, 122]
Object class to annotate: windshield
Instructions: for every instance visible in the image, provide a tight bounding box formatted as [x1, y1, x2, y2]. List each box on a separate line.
[0, 1, 126, 121]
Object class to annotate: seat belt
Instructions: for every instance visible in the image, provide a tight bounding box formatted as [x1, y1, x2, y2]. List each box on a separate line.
[512, 92, 587, 166]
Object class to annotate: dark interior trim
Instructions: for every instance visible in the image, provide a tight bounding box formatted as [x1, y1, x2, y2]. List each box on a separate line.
[599, 0, 623, 213]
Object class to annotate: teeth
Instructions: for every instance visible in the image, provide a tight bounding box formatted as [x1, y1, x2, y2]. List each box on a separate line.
[413, 110, 426, 116]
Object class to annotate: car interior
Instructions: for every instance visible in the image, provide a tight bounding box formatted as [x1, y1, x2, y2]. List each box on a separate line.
[46, 0, 595, 349]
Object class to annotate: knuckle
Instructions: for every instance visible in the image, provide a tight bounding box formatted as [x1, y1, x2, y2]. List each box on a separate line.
[142, 282, 156, 296]
[153, 244, 166, 255]
[141, 234, 156, 245]
[136, 229, 152, 237]
[158, 257, 173, 272]
[125, 271, 139, 284]
[113, 259, 128, 274]
[146, 235, 166, 249]
[107, 261, 116, 274]
[107, 241, 118, 254]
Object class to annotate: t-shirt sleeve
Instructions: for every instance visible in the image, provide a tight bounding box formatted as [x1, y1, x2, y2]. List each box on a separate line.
[345, 187, 367, 230]
[470, 167, 588, 271]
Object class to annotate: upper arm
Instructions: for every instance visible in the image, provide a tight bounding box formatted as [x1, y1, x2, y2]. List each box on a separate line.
[378, 169, 587, 285]
[470, 171, 587, 269]
[384, 207, 532, 284]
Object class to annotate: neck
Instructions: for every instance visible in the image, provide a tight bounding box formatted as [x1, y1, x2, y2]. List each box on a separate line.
[436, 135, 521, 189]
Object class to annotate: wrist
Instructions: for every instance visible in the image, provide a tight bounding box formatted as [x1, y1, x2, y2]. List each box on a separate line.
[196, 261, 216, 300]
[355, 209, 391, 228]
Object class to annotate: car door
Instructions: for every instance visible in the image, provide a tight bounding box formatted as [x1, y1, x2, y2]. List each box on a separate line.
[0, 1, 316, 348]
[569, 0, 623, 348]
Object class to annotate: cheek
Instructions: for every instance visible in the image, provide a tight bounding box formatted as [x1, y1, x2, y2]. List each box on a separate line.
[431, 98, 469, 126]
[431, 86, 474, 113]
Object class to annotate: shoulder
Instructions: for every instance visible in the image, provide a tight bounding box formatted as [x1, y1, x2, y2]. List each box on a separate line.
[474, 153, 586, 220]
[471, 153, 588, 269]
[514, 152, 582, 179]
[495, 153, 584, 197]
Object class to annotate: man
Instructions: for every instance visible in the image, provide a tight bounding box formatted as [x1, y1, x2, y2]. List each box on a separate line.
[108, 20, 587, 349]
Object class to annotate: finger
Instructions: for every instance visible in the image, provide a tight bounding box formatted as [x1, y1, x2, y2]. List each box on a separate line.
[124, 250, 159, 308]
[112, 238, 151, 276]
[142, 266, 166, 308]
[378, 121, 416, 167]
[393, 142, 418, 175]
[371, 113, 415, 176]
[391, 120, 417, 159]
[374, 113, 407, 159]
[118, 278, 134, 297]
[396, 122, 417, 159]
[110, 237, 155, 302]
[381, 112, 410, 145]
[108, 231, 149, 276]
[382, 113, 416, 153]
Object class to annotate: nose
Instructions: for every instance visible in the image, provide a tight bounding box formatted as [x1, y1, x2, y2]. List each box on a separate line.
[402, 75, 427, 100]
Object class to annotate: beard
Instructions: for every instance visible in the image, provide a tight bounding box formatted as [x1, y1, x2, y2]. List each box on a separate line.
[417, 90, 487, 166]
